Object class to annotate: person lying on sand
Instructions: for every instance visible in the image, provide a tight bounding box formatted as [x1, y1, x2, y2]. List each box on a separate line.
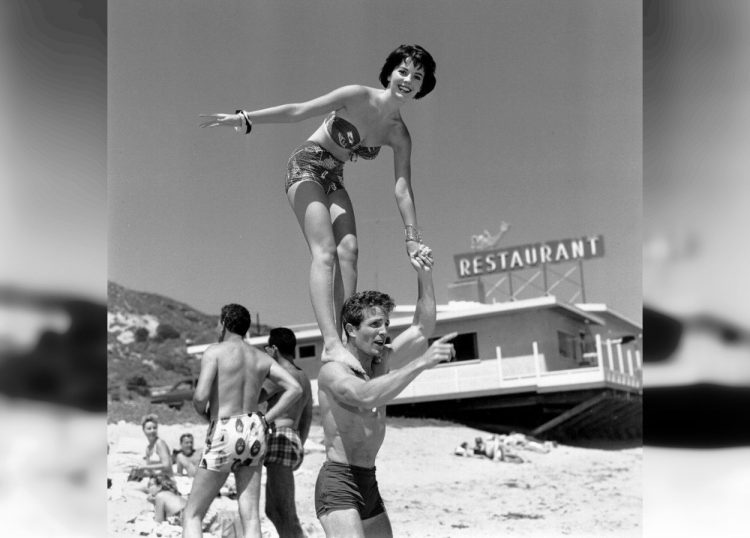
[453, 435, 526, 463]
[483, 436, 523, 463]
[146, 475, 187, 524]
[500, 432, 556, 454]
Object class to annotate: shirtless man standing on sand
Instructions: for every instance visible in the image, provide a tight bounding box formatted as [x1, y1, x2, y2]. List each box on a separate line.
[261, 327, 314, 538]
[182, 303, 302, 538]
[315, 254, 457, 537]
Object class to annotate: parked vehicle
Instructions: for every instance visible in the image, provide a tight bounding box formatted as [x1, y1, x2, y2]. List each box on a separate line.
[150, 377, 197, 410]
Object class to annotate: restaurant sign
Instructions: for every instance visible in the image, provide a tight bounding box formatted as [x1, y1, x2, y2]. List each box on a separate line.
[454, 235, 604, 278]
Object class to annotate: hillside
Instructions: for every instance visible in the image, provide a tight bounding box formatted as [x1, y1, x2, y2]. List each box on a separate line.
[107, 281, 273, 397]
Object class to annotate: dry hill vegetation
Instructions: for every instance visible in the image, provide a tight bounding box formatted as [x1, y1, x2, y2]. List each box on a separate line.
[107, 281, 273, 407]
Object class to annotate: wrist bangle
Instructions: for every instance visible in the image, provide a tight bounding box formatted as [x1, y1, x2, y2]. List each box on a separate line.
[404, 225, 422, 243]
[235, 109, 252, 134]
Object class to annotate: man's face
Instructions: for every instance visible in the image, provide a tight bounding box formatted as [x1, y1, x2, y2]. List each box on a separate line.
[349, 307, 390, 358]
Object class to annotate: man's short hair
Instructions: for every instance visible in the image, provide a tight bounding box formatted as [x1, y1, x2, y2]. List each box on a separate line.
[341, 290, 395, 336]
[179, 433, 193, 443]
[268, 327, 297, 357]
[220, 303, 251, 336]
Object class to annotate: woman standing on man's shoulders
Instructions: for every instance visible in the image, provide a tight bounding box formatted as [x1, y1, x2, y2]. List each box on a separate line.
[200, 44, 437, 374]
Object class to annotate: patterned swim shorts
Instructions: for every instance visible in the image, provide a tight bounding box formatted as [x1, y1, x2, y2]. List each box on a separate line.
[199, 413, 268, 473]
[285, 141, 345, 195]
[264, 426, 303, 470]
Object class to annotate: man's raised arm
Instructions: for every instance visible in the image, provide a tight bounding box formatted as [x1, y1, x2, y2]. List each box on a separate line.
[388, 264, 437, 369]
[319, 332, 456, 410]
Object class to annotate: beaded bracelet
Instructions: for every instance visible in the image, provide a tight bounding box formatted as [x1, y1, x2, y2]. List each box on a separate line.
[235, 109, 252, 134]
[404, 225, 422, 243]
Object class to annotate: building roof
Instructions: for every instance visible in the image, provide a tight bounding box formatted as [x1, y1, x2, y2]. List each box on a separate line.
[575, 303, 642, 332]
[186, 295, 606, 355]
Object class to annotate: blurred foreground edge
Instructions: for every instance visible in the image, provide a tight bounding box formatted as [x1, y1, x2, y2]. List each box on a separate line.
[0, 286, 107, 413]
[644, 385, 750, 448]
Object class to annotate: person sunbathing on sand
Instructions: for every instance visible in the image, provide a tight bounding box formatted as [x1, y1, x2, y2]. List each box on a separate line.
[172, 433, 202, 477]
[146, 475, 187, 524]
[454, 435, 526, 463]
[125, 414, 174, 495]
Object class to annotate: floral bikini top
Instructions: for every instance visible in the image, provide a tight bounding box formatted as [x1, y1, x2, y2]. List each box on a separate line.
[325, 112, 381, 161]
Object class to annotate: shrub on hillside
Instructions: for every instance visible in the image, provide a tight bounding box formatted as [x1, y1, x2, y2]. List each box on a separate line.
[153, 323, 180, 342]
[125, 374, 150, 397]
[154, 353, 192, 375]
[107, 395, 201, 424]
[134, 327, 149, 343]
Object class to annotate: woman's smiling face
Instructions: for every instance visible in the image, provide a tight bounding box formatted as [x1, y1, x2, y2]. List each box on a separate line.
[142, 420, 158, 440]
[389, 58, 424, 100]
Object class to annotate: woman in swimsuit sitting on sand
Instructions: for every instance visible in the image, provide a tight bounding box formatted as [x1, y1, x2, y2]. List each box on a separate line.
[126, 414, 173, 493]
[200, 44, 436, 373]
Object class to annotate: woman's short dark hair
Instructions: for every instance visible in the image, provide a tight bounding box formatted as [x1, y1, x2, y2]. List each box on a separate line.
[268, 327, 297, 357]
[220, 303, 251, 336]
[340, 290, 395, 337]
[379, 44, 436, 99]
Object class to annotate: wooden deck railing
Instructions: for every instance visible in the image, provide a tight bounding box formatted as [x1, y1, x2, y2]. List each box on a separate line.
[309, 335, 641, 407]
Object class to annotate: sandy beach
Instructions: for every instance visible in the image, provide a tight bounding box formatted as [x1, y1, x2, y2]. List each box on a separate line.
[108, 416, 640, 537]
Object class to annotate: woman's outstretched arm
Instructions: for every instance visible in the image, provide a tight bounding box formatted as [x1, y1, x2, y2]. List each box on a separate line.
[199, 85, 366, 129]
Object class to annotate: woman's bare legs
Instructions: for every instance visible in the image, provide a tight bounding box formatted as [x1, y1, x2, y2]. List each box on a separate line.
[328, 188, 358, 333]
[288, 181, 362, 372]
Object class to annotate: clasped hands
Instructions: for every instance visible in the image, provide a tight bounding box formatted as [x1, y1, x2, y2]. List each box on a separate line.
[407, 241, 434, 271]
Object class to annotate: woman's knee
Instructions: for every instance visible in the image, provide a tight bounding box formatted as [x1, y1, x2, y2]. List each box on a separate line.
[310, 242, 338, 268]
[336, 235, 359, 265]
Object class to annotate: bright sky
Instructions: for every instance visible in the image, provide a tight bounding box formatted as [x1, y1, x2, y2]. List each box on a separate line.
[109, 0, 641, 327]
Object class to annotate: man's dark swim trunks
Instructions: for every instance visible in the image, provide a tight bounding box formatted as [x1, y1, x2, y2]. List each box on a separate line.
[314, 461, 386, 520]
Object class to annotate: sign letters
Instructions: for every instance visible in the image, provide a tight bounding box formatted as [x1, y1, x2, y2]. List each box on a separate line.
[453, 235, 604, 278]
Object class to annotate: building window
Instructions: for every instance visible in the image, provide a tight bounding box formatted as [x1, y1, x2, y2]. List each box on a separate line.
[557, 331, 578, 360]
[298, 344, 316, 359]
[578, 330, 596, 365]
[429, 332, 478, 363]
